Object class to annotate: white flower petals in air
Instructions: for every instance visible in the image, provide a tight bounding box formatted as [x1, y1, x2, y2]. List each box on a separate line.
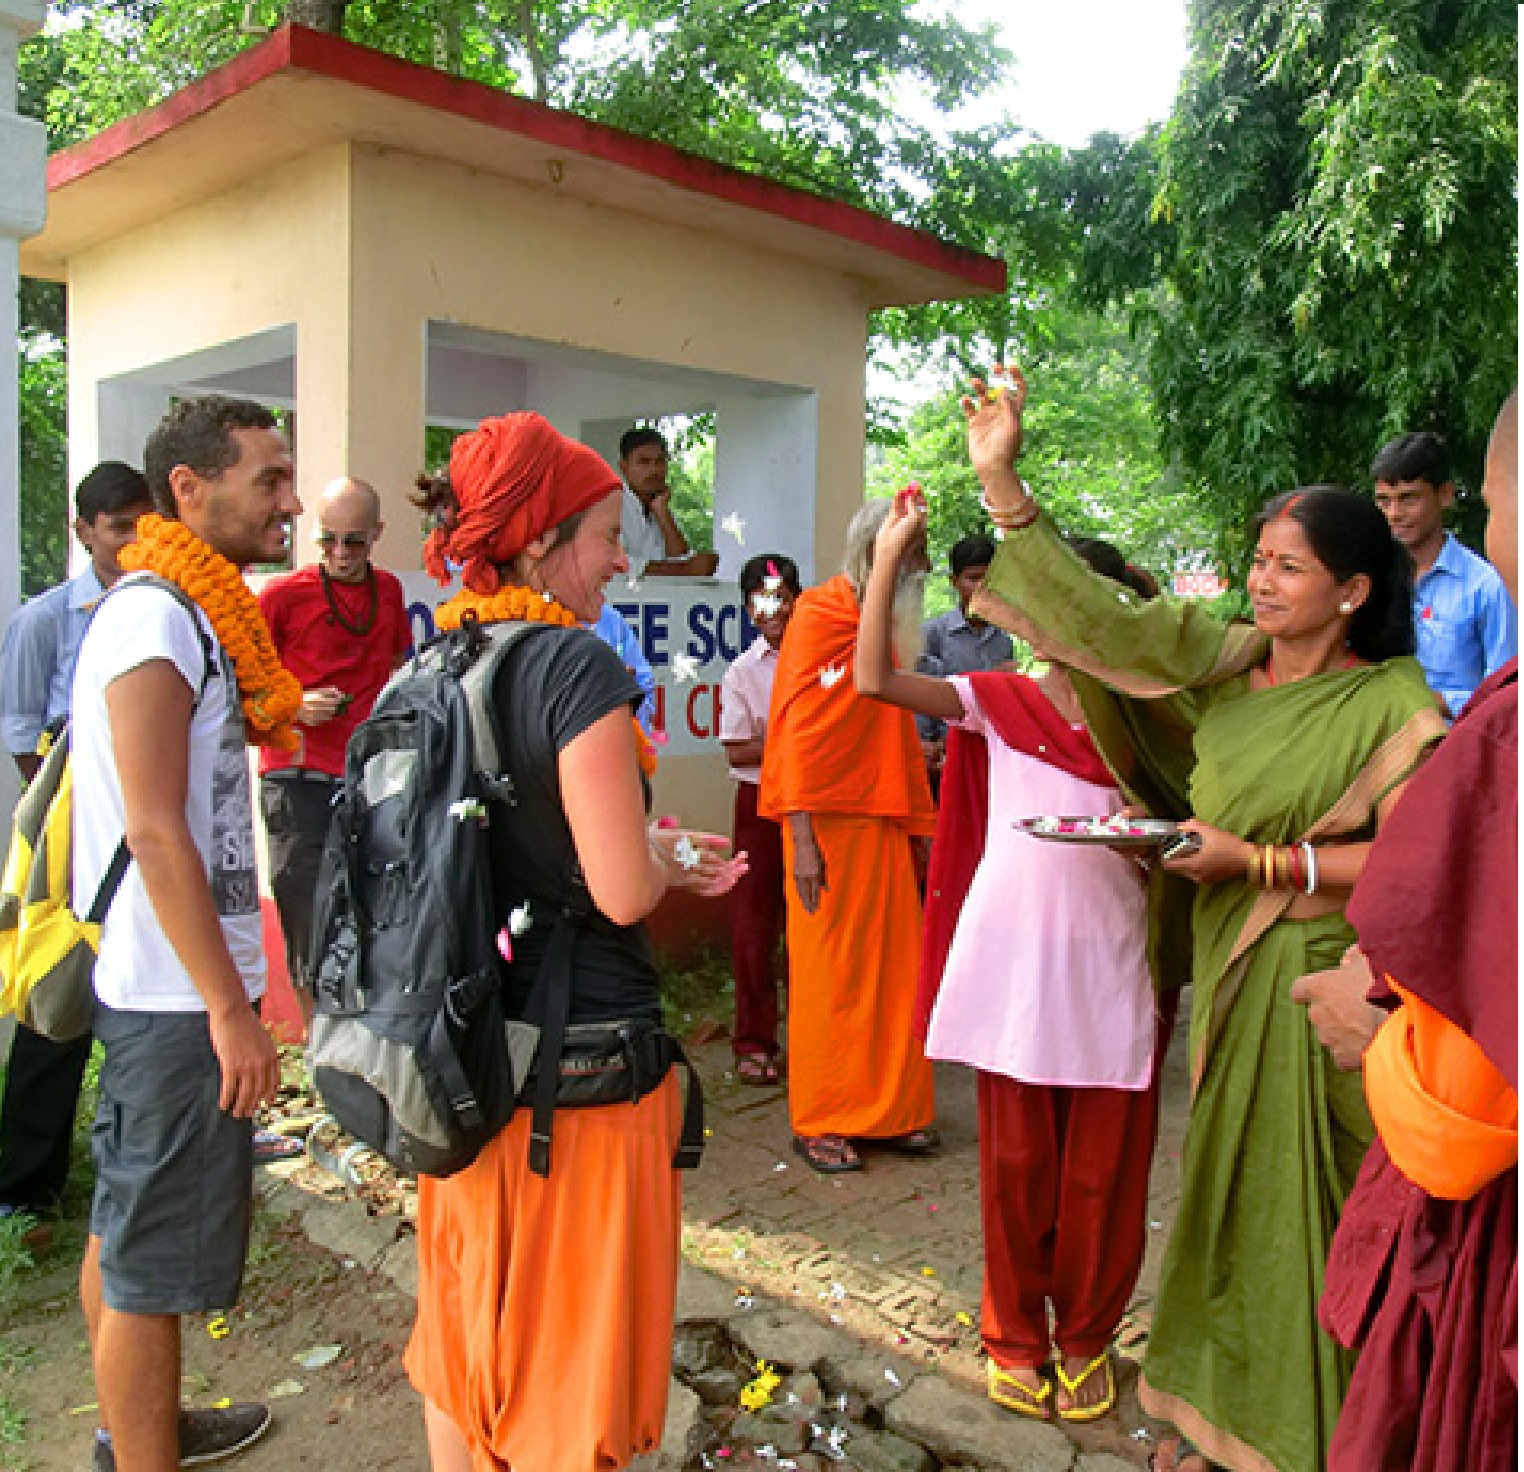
[673, 835, 702, 871]
[722, 512, 747, 545]
[625, 574, 643, 593]
[751, 592, 782, 620]
[508, 902, 533, 937]
[672, 652, 700, 684]
[819, 664, 845, 689]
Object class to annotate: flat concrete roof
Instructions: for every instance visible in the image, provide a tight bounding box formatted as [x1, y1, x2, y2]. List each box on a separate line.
[21, 23, 1007, 309]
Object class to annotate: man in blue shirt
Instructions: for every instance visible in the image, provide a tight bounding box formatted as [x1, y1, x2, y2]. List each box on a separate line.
[0, 462, 152, 1229]
[916, 533, 1015, 782]
[1372, 431, 1517, 716]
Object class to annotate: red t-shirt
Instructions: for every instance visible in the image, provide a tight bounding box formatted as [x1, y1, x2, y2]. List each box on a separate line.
[257, 564, 413, 777]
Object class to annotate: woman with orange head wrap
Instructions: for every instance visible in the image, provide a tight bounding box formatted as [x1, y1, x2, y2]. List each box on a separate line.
[404, 413, 746, 1472]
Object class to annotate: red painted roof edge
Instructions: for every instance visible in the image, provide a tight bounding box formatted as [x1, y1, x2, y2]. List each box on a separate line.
[45, 23, 1006, 294]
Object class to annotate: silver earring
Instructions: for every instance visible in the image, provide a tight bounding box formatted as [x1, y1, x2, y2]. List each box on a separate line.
[1339, 600, 1353, 614]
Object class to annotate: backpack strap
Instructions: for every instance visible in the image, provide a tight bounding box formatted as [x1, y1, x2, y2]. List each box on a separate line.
[658, 1035, 706, 1170]
[462, 620, 548, 801]
[84, 840, 133, 927]
[525, 903, 579, 1178]
[80, 574, 223, 930]
[97, 573, 218, 702]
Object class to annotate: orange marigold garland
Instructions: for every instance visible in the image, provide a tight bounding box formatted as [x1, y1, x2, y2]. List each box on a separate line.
[435, 584, 658, 777]
[119, 514, 304, 751]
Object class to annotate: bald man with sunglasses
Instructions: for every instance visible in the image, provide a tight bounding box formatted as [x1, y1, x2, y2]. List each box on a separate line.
[256, 478, 412, 1008]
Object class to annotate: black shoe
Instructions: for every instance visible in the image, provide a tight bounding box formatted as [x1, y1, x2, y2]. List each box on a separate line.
[92, 1403, 272, 1470]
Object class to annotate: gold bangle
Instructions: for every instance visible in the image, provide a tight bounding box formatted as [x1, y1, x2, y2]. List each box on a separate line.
[1246, 848, 1259, 885]
[979, 485, 1039, 530]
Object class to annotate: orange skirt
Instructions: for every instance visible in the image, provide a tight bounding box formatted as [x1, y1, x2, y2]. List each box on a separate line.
[783, 814, 936, 1138]
[404, 1075, 682, 1472]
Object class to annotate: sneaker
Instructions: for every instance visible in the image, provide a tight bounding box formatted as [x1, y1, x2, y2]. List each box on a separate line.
[92, 1403, 272, 1470]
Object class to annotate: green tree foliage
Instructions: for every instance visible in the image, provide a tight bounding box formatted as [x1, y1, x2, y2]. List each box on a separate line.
[23, 1, 1013, 229]
[869, 299, 1217, 613]
[17, 345, 69, 597]
[1138, 0, 1515, 563]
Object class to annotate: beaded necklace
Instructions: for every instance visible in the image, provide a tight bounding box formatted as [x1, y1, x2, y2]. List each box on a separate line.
[320, 565, 379, 637]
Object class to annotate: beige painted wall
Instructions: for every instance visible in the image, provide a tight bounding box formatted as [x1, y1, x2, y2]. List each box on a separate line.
[62, 136, 881, 849]
[347, 144, 867, 573]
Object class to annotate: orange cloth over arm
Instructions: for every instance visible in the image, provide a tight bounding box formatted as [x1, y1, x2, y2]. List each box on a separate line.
[758, 576, 935, 829]
[1364, 979, 1519, 1201]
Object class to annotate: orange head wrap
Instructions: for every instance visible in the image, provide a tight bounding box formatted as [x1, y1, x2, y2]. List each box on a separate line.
[422, 412, 621, 593]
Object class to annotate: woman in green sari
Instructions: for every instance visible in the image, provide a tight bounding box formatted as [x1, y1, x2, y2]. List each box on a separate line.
[962, 373, 1446, 1472]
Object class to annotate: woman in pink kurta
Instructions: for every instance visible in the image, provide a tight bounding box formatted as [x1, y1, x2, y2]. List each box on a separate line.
[857, 492, 1166, 1427]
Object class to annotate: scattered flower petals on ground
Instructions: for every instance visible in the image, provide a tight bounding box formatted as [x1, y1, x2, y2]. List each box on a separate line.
[206, 1317, 230, 1340]
[295, 1343, 343, 1370]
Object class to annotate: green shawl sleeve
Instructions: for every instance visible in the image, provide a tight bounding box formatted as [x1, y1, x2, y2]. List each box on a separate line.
[972, 512, 1268, 819]
[972, 514, 1269, 995]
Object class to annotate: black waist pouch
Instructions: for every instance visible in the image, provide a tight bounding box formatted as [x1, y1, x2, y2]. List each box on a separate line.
[511, 994, 705, 1176]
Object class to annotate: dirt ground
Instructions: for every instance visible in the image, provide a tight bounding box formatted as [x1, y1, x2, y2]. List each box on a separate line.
[0, 1209, 426, 1472]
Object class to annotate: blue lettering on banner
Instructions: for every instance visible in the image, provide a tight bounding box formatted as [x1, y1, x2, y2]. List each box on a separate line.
[408, 601, 436, 648]
[641, 603, 671, 667]
[716, 603, 745, 661]
[686, 604, 717, 664]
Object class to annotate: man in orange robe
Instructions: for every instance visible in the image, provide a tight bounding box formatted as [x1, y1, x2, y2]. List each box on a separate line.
[760, 499, 938, 1173]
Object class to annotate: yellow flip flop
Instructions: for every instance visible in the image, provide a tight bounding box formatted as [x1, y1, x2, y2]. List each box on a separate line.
[1054, 1351, 1116, 1422]
[987, 1359, 1052, 1419]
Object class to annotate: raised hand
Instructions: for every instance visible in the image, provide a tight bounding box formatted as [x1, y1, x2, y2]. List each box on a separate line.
[874, 485, 929, 570]
[961, 362, 1027, 480]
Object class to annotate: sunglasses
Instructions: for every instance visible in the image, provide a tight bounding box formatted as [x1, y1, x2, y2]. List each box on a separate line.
[315, 530, 373, 550]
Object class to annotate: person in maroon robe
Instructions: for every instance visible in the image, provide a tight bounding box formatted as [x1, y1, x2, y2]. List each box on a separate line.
[1293, 390, 1519, 1472]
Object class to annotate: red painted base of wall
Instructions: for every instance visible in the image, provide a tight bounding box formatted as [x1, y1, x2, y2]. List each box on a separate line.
[259, 898, 308, 1045]
[644, 886, 733, 968]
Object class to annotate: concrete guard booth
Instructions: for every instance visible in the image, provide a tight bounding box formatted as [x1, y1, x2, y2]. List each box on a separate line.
[20, 23, 1004, 951]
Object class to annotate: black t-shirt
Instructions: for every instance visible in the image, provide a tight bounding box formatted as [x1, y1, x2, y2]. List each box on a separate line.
[487, 624, 661, 1024]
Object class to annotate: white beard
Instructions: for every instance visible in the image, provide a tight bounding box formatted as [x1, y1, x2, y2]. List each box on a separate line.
[891, 572, 927, 667]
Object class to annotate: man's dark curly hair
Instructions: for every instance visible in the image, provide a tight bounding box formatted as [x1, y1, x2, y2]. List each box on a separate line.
[143, 396, 277, 516]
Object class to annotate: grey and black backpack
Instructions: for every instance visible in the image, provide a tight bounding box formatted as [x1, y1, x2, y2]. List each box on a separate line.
[307, 617, 542, 1178]
[308, 615, 706, 1181]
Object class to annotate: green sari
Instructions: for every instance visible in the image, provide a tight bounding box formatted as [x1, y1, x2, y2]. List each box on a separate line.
[977, 519, 1445, 1472]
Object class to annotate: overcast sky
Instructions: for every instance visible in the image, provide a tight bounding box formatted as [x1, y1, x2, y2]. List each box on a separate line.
[946, 0, 1190, 147]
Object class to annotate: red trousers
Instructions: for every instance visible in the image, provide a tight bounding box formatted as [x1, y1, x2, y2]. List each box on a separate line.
[729, 781, 786, 1059]
[978, 995, 1174, 1366]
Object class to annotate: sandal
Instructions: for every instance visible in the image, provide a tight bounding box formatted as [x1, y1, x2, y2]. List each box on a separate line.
[253, 1127, 304, 1163]
[791, 1134, 862, 1174]
[735, 1053, 781, 1086]
[1148, 1436, 1217, 1471]
[1054, 1351, 1115, 1422]
[879, 1128, 941, 1156]
[986, 1359, 1052, 1419]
